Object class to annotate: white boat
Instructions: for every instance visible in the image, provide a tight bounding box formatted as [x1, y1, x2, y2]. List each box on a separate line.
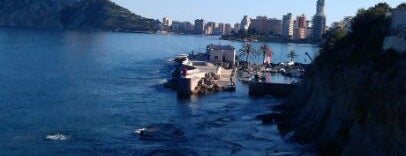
[174, 54, 189, 65]
[287, 61, 295, 66]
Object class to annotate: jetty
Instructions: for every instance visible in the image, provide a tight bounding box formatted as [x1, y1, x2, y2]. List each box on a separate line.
[239, 62, 305, 97]
[176, 61, 236, 95]
[165, 44, 237, 95]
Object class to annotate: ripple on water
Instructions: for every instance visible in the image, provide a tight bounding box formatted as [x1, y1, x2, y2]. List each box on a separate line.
[45, 134, 68, 141]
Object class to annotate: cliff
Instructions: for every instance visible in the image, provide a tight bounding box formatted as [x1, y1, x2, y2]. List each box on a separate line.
[277, 3, 405, 156]
[0, 0, 159, 32]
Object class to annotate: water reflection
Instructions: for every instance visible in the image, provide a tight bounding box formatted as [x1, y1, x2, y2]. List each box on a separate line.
[263, 73, 298, 84]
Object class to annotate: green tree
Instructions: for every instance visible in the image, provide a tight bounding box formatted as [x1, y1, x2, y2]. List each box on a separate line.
[397, 3, 406, 9]
[287, 50, 298, 62]
[239, 42, 257, 65]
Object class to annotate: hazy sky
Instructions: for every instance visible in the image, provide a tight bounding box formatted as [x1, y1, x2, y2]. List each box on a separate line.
[112, 0, 403, 26]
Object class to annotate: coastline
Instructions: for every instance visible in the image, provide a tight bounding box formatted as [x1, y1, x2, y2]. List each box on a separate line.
[220, 35, 321, 44]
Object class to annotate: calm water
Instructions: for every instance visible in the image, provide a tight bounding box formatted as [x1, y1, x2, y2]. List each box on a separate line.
[0, 28, 318, 156]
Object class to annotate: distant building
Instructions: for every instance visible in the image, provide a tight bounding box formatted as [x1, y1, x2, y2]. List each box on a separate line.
[172, 21, 193, 34]
[225, 23, 233, 35]
[306, 20, 313, 39]
[240, 15, 251, 31]
[312, 0, 326, 41]
[206, 22, 216, 29]
[233, 23, 240, 34]
[162, 17, 172, 26]
[213, 23, 225, 35]
[331, 22, 344, 30]
[207, 44, 236, 65]
[295, 14, 307, 40]
[268, 18, 283, 35]
[330, 16, 353, 31]
[249, 16, 282, 34]
[205, 26, 213, 35]
[204, 22, 215, 35]
[282, 13, 294, 39]
[194, 19, 205, 34]
[250, 16, 267, 33]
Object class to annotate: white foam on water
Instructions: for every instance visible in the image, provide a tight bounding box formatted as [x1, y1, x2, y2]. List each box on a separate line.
[134, 128, 147, 134]
[46, 134, 68, 141]
[157, 79, 168, 84]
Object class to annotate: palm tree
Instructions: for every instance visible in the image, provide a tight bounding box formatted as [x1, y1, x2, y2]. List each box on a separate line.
[239, 42, 257, 65]
[287, 50, 298, 62]
[259, 43, 272, 64]
[305, 52, 313, 62]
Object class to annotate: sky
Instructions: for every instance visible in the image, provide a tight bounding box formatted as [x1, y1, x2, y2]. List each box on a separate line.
[112, 0, 404, 26]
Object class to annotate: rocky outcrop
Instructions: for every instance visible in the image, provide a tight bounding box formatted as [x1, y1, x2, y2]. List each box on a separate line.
[277, 3, 406, 156]
[135, 124, 185, 141]
[0, 0, 159, 32]
[383, 35, 406, 53]
[194, 72, 221, 94]
[0, 0, 73, 28]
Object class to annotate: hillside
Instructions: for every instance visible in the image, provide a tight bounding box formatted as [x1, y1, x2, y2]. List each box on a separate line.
[0, 0, 159, 32]
[277, 3, 405, 156]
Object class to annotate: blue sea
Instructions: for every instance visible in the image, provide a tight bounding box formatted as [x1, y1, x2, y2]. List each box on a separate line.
[0, 28, 318, 156]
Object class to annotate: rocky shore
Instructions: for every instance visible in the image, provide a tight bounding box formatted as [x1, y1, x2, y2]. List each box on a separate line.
[271, 4, 406, 156]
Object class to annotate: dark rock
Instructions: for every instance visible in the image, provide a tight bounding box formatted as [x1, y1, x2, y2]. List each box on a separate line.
[256, 113, 279, 124]
[136, 124, 185, 141]
[278, 4, 406, 156]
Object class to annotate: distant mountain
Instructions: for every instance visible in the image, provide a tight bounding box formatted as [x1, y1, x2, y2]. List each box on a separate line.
[0, 0, 160, 32]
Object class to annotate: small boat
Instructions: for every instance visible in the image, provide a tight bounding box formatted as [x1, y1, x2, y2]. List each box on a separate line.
[279, 68, 287, 73]
[283, 69, 305, 78]
[173, 54, 189, 65]
[240, 76, 252, 82]
[264, 67, 279, 73]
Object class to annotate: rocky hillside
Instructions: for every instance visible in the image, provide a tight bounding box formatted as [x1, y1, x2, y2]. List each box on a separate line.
[0, 0, 159, 32]
[277, 3, 405, 156]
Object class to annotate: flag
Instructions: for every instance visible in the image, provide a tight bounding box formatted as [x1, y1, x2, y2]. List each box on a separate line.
[263, 48, 273, 64]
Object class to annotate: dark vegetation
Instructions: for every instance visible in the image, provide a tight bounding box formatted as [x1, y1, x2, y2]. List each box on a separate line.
[277, 3, 405, 156]
[61, 0, 159, 32]
[0, 0, 159, 32]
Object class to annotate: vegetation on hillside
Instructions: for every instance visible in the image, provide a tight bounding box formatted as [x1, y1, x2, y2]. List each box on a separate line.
[0, 0, 160, 32]
[279, 3, 405, 156]
[61, 0, 159, 32]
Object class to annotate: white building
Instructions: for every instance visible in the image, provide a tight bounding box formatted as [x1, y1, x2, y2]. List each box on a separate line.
[240, 15, 251, 31]
[207, 44, 236, 66]
[282, 13, 294, 39]
[163, 17, 172, 26]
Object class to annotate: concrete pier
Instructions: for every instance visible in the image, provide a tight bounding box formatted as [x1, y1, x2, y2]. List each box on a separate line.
[176, 61, 236, 95]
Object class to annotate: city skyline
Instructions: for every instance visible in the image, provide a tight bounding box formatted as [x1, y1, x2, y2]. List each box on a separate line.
[112, 0, 403, 25]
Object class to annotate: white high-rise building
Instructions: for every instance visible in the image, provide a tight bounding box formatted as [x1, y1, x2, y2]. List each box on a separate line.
[240, 15, 251, 31]
[312, 0, 327, 41]
[282, 13, 294, 39]
[162, 17, 172, 27]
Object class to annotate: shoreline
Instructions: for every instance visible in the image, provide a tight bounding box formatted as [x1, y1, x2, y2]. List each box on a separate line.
[220, 35, 321, 44]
